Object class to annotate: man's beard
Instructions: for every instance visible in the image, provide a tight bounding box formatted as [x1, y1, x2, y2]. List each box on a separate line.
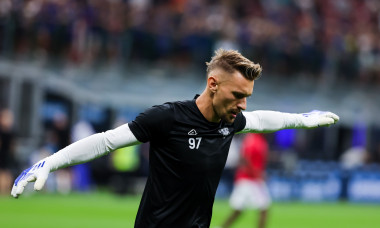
[221, 113, 236, 124]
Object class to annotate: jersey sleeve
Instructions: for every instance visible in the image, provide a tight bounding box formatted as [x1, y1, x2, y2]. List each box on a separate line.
[128, 103, 174, 143]
[234, 112, 247, 133]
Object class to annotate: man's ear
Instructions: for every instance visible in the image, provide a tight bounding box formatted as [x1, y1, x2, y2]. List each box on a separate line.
[208, 76, 218, 93]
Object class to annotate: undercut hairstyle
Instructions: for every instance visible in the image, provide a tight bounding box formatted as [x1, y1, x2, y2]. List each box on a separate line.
[206, 49, 262, 80]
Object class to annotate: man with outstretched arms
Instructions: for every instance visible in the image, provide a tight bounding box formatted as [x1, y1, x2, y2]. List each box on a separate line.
[12, 49, 339, 228]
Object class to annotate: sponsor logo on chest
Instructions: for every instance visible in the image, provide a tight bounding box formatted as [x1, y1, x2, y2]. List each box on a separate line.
[188, 129, 198, 135]
[218, 127, 230, 137]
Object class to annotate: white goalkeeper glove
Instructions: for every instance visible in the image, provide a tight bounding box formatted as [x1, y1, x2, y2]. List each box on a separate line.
[11, 158, 51, 198]
[299, 110, 339, 128]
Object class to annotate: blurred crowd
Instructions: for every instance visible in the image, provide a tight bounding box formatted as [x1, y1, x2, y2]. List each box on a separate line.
[1, 0, 380, 85]
[1, 0, 380, 196]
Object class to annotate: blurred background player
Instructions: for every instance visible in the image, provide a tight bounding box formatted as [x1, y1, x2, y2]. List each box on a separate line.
[0, 109, 16, 195]
[70, 119, 95, 192]
[221, 133, 271, 228]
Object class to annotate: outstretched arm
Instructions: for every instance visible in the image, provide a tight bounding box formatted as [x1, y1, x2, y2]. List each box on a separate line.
[11, 123, 140, 198]
[239, 110, 339, 133]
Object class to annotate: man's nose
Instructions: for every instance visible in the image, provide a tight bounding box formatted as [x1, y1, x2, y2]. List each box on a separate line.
[237, 98, 247, 111]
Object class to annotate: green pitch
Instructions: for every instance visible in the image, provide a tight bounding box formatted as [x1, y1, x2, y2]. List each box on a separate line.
[0, 191, 379, 228]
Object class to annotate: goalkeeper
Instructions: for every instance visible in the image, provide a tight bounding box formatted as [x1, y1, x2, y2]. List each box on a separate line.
[11, 49, 339, 228]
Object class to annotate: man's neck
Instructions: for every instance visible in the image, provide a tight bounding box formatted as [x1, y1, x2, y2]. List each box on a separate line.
[195, 92, 220, 123]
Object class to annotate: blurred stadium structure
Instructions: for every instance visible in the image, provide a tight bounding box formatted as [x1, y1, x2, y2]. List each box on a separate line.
[1, 0, 380, 202]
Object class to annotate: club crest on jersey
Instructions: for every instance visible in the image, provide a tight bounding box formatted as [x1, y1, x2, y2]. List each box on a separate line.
[188, 129, 198, 135]
[218, 127, 230, 137]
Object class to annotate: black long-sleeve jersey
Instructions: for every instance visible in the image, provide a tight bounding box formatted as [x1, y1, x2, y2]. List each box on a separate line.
[128, 95, 246, 228]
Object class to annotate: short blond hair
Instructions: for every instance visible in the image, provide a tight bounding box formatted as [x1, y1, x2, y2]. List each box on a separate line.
[206, 49, 262, 80]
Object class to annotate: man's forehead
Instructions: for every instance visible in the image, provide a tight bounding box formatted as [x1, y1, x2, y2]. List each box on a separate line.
[225, 80, 254, 98]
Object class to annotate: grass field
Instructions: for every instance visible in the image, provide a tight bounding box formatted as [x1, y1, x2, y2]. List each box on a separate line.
[1, 191, 379, 228]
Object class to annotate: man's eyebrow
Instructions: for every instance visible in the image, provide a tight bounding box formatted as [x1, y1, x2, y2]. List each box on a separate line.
[232, 91, 251, 98]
